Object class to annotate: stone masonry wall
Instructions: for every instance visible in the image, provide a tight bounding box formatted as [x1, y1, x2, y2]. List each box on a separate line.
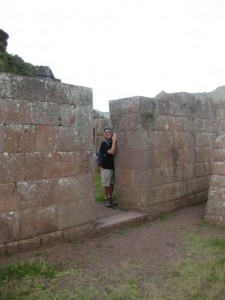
[109, 92, 225, 219]
[205, 135, 225, 225]
[0, 72, 95, 253]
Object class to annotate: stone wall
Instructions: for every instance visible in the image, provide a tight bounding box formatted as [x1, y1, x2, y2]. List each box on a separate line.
[205, 135, 225, 225]
[109, 91, 225, 218]
[0, 72, 95, 253]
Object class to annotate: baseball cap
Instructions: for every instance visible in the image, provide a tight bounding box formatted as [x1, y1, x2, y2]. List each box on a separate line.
[104, 126, 112, 132]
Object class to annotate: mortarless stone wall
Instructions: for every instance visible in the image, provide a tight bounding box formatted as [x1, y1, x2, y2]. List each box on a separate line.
[205, 134, 225, 225]
[109, 91, 225, 219]
[0, 72, 95, 253]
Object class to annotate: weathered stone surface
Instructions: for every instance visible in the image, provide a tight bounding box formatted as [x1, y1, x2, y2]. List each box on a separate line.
[36, 125, 58, 152]
[45, 81, 92, 106]
[0, 73, 95, 251]
[18, 236, 41, 251]
[0, 183, 17, 211]
[16, 76, 45, 102]
[109, 93, 219, 218]
[0, 99, 32, 124]
[0, 153, 24, 182]
[34, 66, 55, 79]
[205, 134, 225, 226]
[31, 101, 60, 125]
[0, 211, 19, 243]
[40, 231, 63, 246]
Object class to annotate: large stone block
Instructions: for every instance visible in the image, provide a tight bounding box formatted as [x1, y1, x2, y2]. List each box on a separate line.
[127, 113, 142, 131]
[173, 131, 186, 148]
[212, 162, 225, 176]
[54, 175, 94, 203]
[35, 205, 58, 236]
[0, 211, 19, 243]
[58, 200, 93, 229]
[63, 222, 96, 241]
[0, 99, 32, 125]
[109, 97, 140, 116]
[45, 81, 92, 107]
[57, 127, 93, 152]
[42, 152, 86, 178]
[115, 185, 148, 211]
[140, 111, 157, 131]
[36, 125, 58, 152]
[75, 107, 93, 129]
[166, 181, 187, 201]
[208, 187, 225, 201]
[19, 209, 36, 238]
[25, 153, 44, 180]
[17, 179, 57, 209]
[213, 134, 225, 149]
[31, 101, 60, 125]
[168, 94, 188, 117]
[173, 116, 188, 132]
[41, 231, 63, 246]
[213, 149, 225, 161]
[3, 125, 24, 153]
[210, 175, 225, 189]
[24, 125, 36, 152]
[0, 153, 24, 182]
[16, 76, 45, 102]
[139, 97, 157, 114]
[60, 104, 77, 126]
[171, 165, 187, 182]
[186, 176, 210, 195]
[0, 124, 4, 152]
[148, 201, 176, 219]
[18, 236, 41, 251]
[0, 183, 17, 211]
[157, 98, 171, 115]
[0, 73, 16, 98]
[110, 113, 128, 132]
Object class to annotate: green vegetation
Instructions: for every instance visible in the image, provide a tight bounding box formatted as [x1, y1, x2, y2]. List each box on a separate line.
[147, 233, 225, 299]
[158, 211, 176, 221]
[95, 172, 104, 203]
[0, 260, 58, 282]
[0, 52, 36, 77]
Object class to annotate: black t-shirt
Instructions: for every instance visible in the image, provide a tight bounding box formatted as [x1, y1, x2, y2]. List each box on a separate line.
[99, 139, 114, 170]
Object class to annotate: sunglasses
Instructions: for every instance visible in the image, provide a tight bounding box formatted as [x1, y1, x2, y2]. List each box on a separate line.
[104, 130, 111, 134]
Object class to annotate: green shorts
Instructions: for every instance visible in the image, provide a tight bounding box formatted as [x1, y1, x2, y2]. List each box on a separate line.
[101, 168, 115, 187]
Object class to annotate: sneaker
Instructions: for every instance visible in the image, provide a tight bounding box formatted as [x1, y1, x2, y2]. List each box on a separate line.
[104, 199, 111, 207]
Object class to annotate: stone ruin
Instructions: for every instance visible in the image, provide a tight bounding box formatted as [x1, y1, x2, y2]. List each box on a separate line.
[0, 72, 95, 253]
[205, 134, 225, 226]
[109, 88, 225, 223]
[1, 70, 225, 254]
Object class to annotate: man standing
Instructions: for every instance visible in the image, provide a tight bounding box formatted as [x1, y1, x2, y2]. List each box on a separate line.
[99, 126, 117, 207]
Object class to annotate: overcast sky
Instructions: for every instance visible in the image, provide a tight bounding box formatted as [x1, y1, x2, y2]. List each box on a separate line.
[2, 0, 225, 111]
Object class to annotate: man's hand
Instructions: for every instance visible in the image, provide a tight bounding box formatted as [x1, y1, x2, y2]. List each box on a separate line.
[112, 133, 117, 142]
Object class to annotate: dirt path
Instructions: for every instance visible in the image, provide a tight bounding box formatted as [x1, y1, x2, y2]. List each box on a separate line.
[1, 203, 223, 273]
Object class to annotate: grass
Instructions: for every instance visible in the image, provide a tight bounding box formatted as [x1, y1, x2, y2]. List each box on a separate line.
[158, 211, 176, 221]
[0, 260, 60, 300]
[145, 233, 225, 299]
[0, 260, 58, 282]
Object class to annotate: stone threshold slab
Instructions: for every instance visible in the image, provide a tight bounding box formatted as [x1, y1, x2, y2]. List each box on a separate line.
[96, 211, 148, 233]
